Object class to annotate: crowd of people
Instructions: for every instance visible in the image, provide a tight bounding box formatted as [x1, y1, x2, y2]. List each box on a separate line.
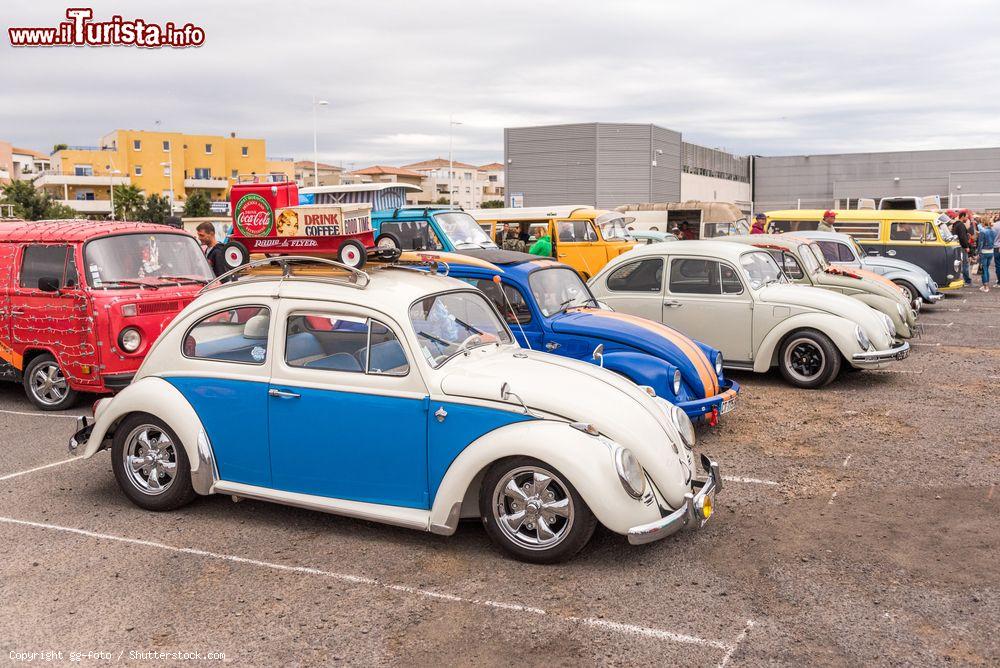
[949, 209, 1000, 292]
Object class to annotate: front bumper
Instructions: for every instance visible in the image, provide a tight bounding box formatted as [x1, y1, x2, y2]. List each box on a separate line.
[852, 340, 911, 365]
[940, 278, 966, 291]
[627, 455, 721, 545]
[68, 415, 93, 455]
[925, 292, 944, 303]
[677, 379, 740, 422]
[102, 373, 134, 392]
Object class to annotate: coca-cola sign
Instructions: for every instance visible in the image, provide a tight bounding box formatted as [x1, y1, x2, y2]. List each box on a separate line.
[233, 193, 274, 237]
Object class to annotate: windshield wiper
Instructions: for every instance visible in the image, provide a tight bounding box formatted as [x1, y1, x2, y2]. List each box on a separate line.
[98, 279, 159, 290]
[158, 275, 209, 285]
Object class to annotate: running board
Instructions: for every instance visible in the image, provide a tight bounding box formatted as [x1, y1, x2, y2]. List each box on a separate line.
[212, 480, 435, 533]
[722, 361, 754, 371]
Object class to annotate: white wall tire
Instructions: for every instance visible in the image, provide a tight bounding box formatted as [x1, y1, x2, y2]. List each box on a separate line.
[223, 241, 249, 269]
[337, 240, 367, 269]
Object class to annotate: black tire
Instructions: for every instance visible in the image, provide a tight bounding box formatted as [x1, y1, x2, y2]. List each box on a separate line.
[22, 353, 78, 411]
[479, 456, 597, 564]
[374, 233, 401, 252]
[778, 330, 842, 389]
[893, 280, 918, 307]
[337, 240, 367, 269]
[111, 413, 197, 512]
[222, 241, 250, 269]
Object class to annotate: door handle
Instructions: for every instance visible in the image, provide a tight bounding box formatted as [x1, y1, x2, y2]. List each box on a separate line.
[434, 407, 448, 422]
[268, 388, 300, 399]
[867, 251, 880, 256]
[557, 254, 567, 258]
[663, 300, 683, 308]
[886, 250, 897, 256]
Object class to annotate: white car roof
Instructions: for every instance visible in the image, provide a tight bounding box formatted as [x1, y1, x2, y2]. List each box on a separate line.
[787, 230, 855, 243]
[467, 206, 595, 220]
[615, 239, 760, 262]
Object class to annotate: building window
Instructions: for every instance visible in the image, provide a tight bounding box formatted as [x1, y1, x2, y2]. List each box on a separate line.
[134, 165, 143, 176]
[205, 143, 213, 154]
[132, 139, 141, 151]
[162, 140, 170, 151]
[194, 167, 212, 179]
[241, 146, 248, 157]
[74, 165, 93, 176]
[231, 169, 238, 179]
[163, 165, 171, 176]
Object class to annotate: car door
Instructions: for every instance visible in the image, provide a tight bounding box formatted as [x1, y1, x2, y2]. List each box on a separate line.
[267, 303, 430, 509]
[554, 219, 603, 278]
[662, 257, 754, 362]
[599, 257, 665, 321]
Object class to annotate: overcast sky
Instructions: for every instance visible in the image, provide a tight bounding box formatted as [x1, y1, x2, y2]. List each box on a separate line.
[3, 0, 999, 167]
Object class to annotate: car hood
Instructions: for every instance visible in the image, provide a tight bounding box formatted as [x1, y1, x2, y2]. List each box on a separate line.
[862, 256, 931, 279]
[758, 283, 892, 346]
[439, 348, 692, 507]
[549, 307, 720, 398]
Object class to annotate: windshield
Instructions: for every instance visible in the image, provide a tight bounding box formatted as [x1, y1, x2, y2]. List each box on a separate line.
[936, 215, 955, 242]
[851, 238, 868, 260]
[740, 251, 787, 289]
[409, 290, 513, 367]
[84, 233, 214, 288]
[434, 212, 497, 249]
[528, 267, 597, 316]
[597, 215, 630, 241]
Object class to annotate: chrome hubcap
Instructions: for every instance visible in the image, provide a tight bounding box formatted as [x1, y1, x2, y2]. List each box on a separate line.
[493, 466, 574, 551]
[377, 237, 398, 250]
[31, 363, 68, 405]
[122, 425, 177, 496]
[898, 284, 914, 303]
[784, 337, 826, 382]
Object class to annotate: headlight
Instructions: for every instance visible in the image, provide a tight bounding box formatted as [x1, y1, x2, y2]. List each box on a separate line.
[925, 277, 933, 290]
[614, 447, 646, 499]
[670, 404, 696, 450]
[881, 313, 896, 338]
[118, 327, 141, 353]
[714, 352, 723, 375]
[855, 325, 871, 351]
[672, 369, 681, 396]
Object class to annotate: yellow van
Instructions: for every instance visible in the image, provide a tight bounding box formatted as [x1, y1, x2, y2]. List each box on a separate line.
[468, 206, 638, 278]
[765, 209, 964, 291]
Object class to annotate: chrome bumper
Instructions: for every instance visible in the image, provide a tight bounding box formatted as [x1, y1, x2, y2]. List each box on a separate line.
[927, 292, 944, 303]
[627, 455, 721, 545]
[852, 340, 910, 364]
[68, 415, 92, 455]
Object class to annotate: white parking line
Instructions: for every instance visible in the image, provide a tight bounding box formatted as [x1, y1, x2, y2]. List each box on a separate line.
[842, 454, 852, 468]
[827, 491, 838, 506]
[0, 515, 736, 652]
[869, 368, 924, 374]
[912, 342, 940, 347]
[717, 619, 755, 667]
[920, 322, 953, 327]
[723, 476, 778, 486]
[0, 409, 84, 419]
[0, 457, 80, 482]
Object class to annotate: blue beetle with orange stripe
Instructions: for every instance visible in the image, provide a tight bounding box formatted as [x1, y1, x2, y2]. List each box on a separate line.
[450, 250, 739, 423]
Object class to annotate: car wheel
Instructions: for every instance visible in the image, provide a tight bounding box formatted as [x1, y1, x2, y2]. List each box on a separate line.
[222, 241, 249, 269]
[22, 353, 78, 411]
[337, 240, 367, 269]
[112, 413, 197, 512]
[778, 330, 842, 389]
[480, 457, 596, 564]
[894, 280, 917, 306]
[375, 233, 400, 252]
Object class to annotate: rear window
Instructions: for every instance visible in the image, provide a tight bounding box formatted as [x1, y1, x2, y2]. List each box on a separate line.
[20, 245, 72, 289]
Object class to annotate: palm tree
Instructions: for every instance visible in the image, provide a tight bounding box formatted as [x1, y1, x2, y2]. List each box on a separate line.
[112, 184, 145, 221]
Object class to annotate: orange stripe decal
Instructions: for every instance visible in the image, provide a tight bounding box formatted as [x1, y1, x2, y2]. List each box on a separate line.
[0, 340, 24, 370]
[575, 309, 719, 396]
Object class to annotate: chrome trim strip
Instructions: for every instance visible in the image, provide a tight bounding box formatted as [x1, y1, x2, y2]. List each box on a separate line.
[627, 456, 720, 545]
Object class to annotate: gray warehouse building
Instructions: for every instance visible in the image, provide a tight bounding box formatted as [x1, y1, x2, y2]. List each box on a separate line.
[504, 122, 1000, 213]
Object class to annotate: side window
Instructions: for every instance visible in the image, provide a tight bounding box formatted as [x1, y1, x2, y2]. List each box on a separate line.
[721, 263, 744, 294]
[183, 306, 270, 364]
[607, 259, 663, 292]
[890, 222, 931, 241]
[380, 221, 441, 251]
[19, 245, 69, 289]
[283, 314, 408, 376]
[669, 258, 721, 295]
[834, 242, 856, 262]
[557, 220, 598, 243]
[467, 278, 531, 325]
[814, 240, 850, 263]
[771, 251, 804, 279]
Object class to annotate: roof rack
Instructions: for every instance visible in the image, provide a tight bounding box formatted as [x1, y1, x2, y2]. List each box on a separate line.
[389, 205, 464, 218]
[199, 256, 371, 295]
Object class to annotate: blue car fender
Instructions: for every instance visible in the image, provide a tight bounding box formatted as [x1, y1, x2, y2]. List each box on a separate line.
[599, 350, 679, 401]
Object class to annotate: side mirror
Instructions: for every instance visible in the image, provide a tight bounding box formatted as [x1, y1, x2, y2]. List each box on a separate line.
[500, 382, 511, 401]
[592, 344, 604, 367]
[37, 276, 61, 293]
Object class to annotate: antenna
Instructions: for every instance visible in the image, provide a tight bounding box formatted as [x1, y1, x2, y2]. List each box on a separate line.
[492, 275, 532, 350]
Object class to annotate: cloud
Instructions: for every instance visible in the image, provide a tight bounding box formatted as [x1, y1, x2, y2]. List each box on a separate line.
[2, 0, 999, 164]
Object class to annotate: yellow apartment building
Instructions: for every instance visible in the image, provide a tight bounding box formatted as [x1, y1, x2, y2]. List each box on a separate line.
[35, 129, 294, 216]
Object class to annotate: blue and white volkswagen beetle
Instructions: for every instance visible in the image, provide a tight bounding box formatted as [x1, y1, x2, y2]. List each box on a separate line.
[69, 257, 721, 563]
[447, 250, 739, 424]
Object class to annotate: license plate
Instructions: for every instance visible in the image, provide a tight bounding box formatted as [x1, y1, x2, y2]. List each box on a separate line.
[896, 348, 910, 360]
[721, 396, 737, 414]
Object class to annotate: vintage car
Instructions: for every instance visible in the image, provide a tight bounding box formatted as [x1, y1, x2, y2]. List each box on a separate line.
[469, 207, 638, 279]
[448, 250, 738, 424]
[68, 257, 721, 563]
[616, 201, 750, 238]
[718, 235, 919, 339]
[371, 207, 499, 253]
[0, 219, 214, 409]
[788, 230, 943, 307]
[765, 209, 964, 291]
[589, 241, 910, 388]
[627, 230, 678, 245]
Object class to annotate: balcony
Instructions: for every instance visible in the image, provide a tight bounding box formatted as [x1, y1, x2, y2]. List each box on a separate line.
[184, 177, 228, 189]
[34, 171, 131, 188]
[57, 199, 112, 213]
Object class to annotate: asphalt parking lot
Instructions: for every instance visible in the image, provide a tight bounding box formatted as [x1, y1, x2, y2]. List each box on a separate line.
[1, 285, 997, 667]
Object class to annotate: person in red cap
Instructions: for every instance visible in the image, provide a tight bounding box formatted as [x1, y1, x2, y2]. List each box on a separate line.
[818, 210, 837, 232]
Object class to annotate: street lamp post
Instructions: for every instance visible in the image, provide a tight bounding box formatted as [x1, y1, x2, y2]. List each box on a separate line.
[448, 115, 462, 207]
[107, 167, 121, 220]
[312, 97, 329, 188]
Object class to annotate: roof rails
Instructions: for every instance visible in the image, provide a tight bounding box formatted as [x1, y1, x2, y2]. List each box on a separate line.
[199, 256, 371, 295]
[389, 204, 464, 219]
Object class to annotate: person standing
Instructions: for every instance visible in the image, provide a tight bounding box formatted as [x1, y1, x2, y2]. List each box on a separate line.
[196, 222, 228, 277]
[976, 219, 996, 292]
[529, 233, 552, 257]
[751, 213, 766, 234]
[818, 210, 837, 232]
[991, 214, 1000, 287]
[952, 211, 973, 285]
